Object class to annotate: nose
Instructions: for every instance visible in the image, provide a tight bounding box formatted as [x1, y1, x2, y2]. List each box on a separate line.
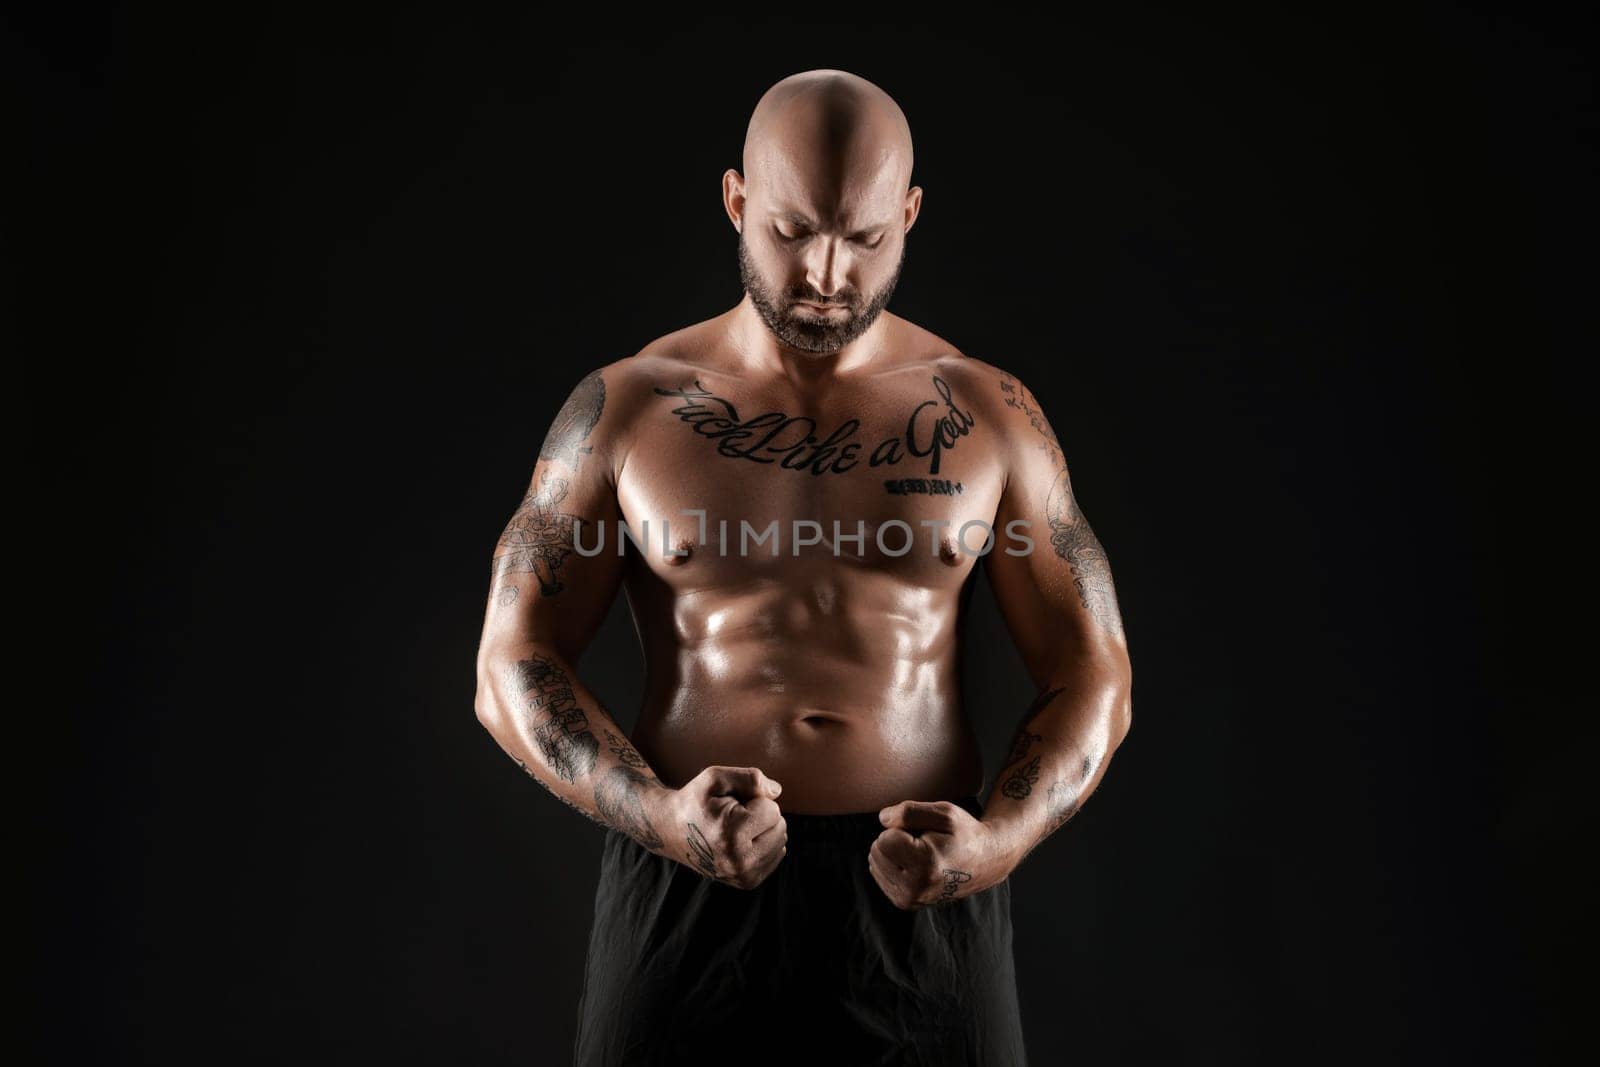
[802, 237, 848, 302]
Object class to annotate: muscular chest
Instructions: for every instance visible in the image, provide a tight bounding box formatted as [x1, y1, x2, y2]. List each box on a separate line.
[615, 369, 1005, 585]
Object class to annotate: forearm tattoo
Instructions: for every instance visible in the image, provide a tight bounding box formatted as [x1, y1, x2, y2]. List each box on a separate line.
[1017, 752, 1101, 865]
[1005, 729, 1044, 765]
[490, 368, 607, 597]
[999, 372, 1125, 638]
[506, 653, 599, 783]
[603, 727, 649, 768]
[593, 766, 664, 850]
[998, 686, 1104, 864]
[513, 756, 600, 821]
[999, 686, 1065, 799]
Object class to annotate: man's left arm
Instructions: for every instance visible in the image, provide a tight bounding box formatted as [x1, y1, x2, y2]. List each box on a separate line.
[869, 369, 1132, 908]
[978, 369, 1133, 871]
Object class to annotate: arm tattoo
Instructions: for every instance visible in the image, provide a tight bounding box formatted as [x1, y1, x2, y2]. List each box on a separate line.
[1005, 730, 1043, 765]
[999, 372, 1063, 464]
[505, 653, 599, 783]
[1015, 754, 1100, 866]
[603, 728, 649, 768]
[490, 368, 607, 596]
[491, 476, 578, 596]
[1044, 779, 1081, 833]
[1001, 755, 1042, 799]
[1046, 472, 1125, 637]
[1000, 372, 1125, 638]
[512, 755, 603, 822]
[541, 369, 606, 470]
[998, 685, 1066, 798]
[593, 765, 664, 850]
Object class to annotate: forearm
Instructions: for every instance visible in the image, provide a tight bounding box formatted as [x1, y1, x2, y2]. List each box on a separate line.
[982, 659, 1132, 869]
[475, 638, 673, 853]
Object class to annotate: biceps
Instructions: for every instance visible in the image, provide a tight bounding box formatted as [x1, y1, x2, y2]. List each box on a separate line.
[486, 459, 626, 662]
[988, 463, 1125, 670]
[1034, 467, 1123, 641]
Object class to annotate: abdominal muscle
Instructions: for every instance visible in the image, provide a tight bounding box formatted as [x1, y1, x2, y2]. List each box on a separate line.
[627, 572, 987, 815]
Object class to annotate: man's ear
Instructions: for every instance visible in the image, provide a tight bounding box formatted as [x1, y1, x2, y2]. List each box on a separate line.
[903, 185, 923, 235]
[722, 168, 746, 233]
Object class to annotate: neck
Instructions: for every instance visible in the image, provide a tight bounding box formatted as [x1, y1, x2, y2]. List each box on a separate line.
[728, 293, 888, 383]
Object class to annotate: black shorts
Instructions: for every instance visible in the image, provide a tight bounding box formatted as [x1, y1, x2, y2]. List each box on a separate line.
[571, 794, 1029, 1065]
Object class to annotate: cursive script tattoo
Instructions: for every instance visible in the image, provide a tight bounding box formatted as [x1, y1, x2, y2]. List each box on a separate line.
[937, 867, 974, 904]
[653, 374, 976, 476]
[593, 766, 664, 850]
[1000, 372, 1125, 638]
[506, 653, 599, 783]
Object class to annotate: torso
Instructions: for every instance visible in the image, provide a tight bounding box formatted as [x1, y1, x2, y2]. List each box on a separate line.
[611, 311, 1009, 814]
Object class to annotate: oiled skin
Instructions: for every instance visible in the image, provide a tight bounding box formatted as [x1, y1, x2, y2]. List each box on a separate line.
[477, 68, 1130, 902]
[612, 311, 1005, 814]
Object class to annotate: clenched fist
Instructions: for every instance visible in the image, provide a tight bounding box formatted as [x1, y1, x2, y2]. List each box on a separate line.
[654, 765, 788, 889]
[869, 799, 1009, 910]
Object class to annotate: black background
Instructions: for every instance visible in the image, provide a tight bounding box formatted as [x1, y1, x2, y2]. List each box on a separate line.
[21, 5, 1587, 1064]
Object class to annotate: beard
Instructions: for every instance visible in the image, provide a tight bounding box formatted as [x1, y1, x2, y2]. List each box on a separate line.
[738, 230, 905, 354]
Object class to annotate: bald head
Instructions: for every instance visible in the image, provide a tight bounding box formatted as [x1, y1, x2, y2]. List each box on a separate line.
[726, 70, 921, 357]
[742, 69, 914, 205]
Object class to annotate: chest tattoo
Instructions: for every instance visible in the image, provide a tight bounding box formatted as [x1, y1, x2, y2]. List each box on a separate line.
[651, 373, 977, 476]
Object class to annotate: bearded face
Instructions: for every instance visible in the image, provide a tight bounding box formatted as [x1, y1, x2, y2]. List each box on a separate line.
[738, 226, 906, 355]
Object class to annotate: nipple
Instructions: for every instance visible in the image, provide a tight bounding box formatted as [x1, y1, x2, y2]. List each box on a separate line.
[938, 537, 961, 565]
[662, 539, 694, 565]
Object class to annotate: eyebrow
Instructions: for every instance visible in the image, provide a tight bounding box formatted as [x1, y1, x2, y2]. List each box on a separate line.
[776, 211, 886, 239]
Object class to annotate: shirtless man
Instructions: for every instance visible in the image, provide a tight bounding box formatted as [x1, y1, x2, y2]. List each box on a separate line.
[474, 69, 1133, 1065]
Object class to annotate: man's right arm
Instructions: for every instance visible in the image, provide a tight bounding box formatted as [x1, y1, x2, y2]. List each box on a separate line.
[472, 362, 673, 852]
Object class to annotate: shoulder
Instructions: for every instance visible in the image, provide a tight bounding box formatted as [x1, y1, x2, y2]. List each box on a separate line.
[904, 345, 1068, 503]
[558, 338, 711, 485]
[917, 344, 1060, 455]
[888, 316, 1035, 412]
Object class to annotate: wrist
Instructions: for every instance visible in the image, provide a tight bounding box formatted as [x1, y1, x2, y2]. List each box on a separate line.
[980, 811, 1032, 872]
[643, 781, 680, 837]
